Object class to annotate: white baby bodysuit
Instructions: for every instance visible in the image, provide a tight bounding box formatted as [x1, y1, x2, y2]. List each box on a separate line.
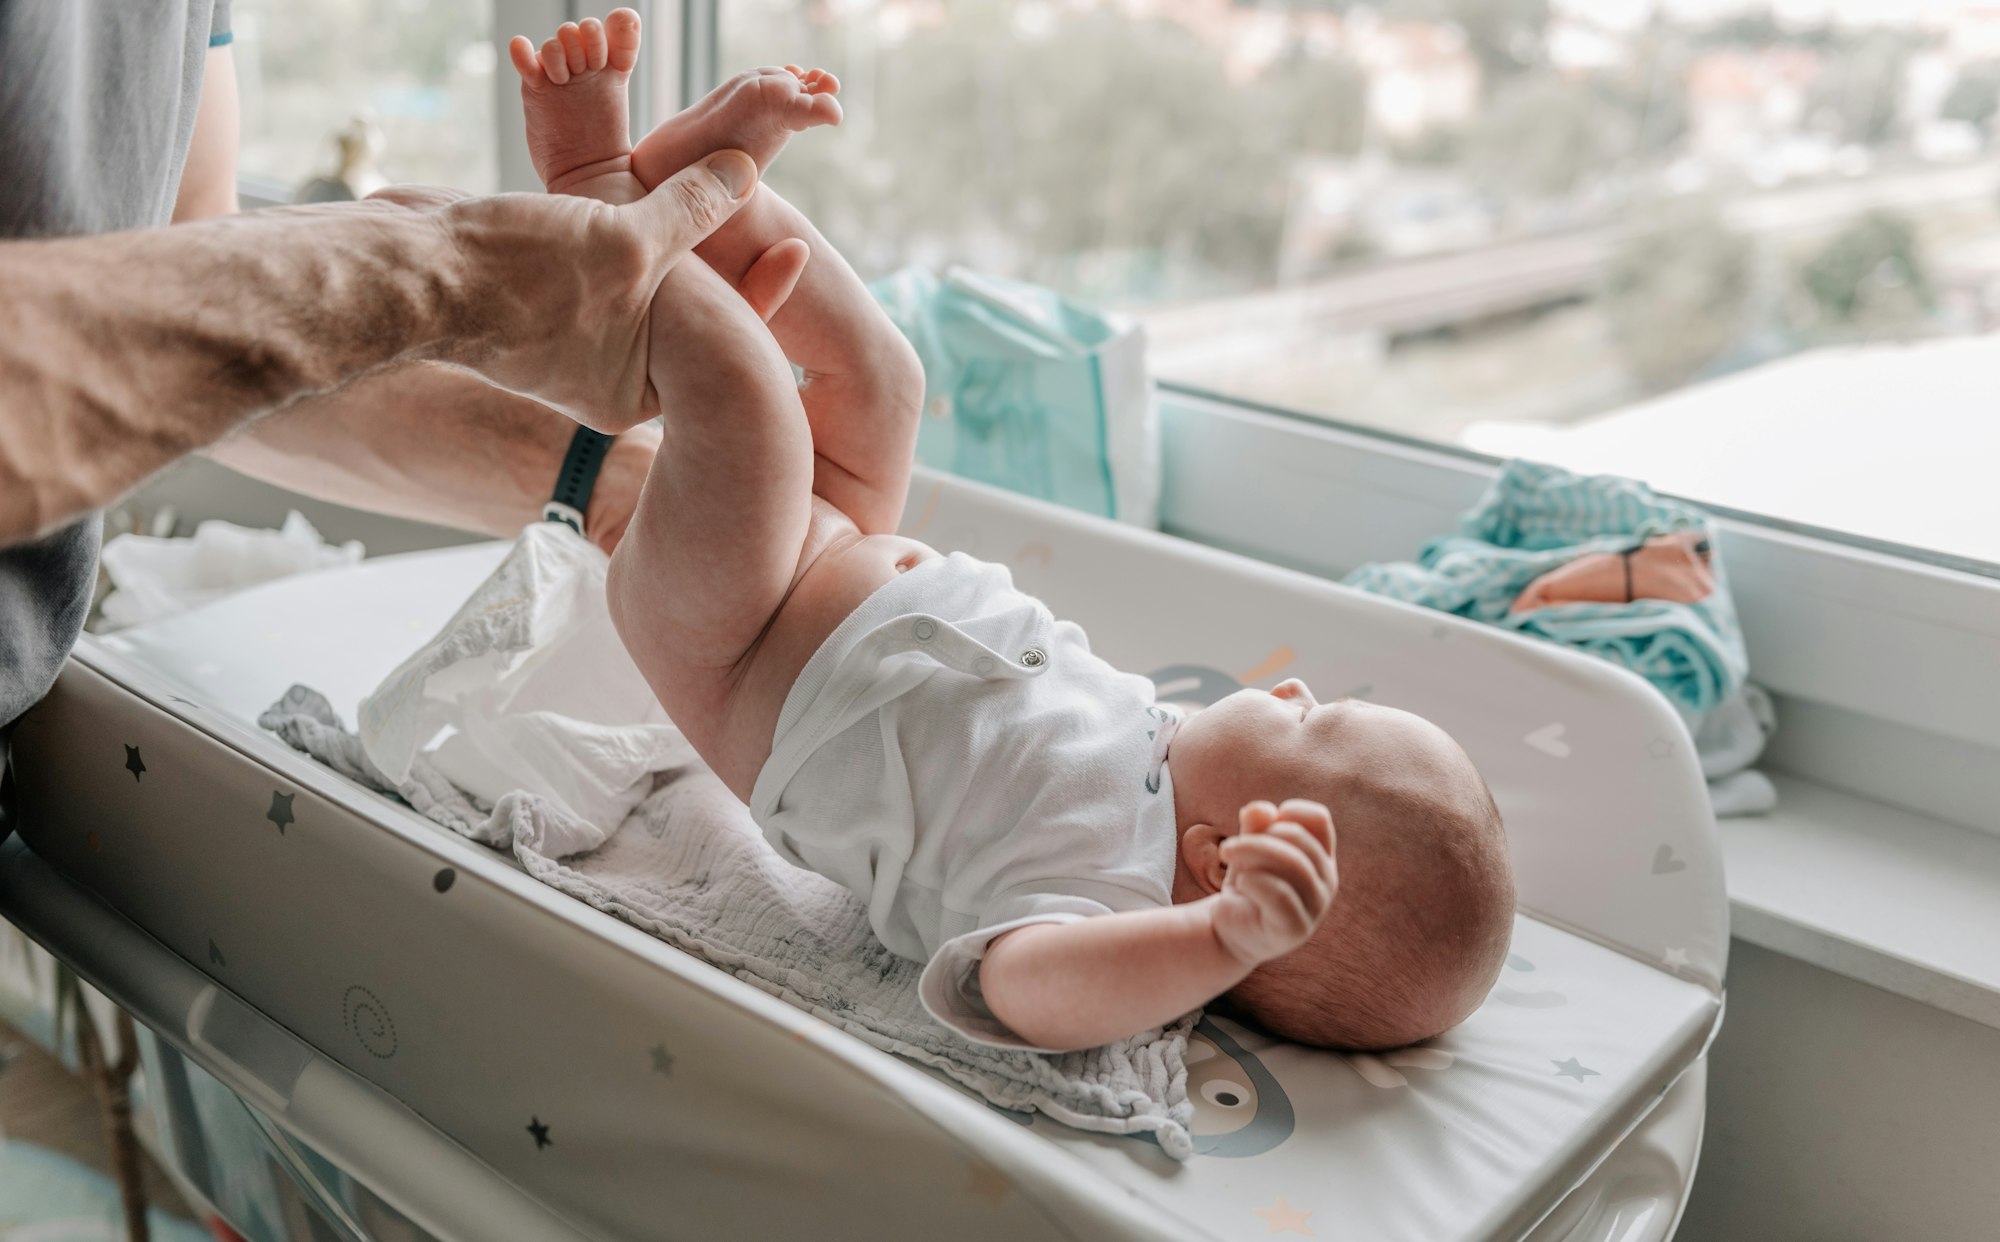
[749, 552, 1180, 1049]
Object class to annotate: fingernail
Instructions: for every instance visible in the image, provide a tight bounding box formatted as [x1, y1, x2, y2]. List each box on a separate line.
[705, 150, 756, 199]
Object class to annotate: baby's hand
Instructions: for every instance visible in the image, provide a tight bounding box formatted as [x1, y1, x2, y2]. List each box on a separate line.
[1209, 799, 1338, 967]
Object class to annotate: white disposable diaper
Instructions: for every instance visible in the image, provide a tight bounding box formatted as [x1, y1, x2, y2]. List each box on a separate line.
[358, 522, 688, 831]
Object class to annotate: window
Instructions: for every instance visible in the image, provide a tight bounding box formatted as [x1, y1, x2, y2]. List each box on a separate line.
[719, 0, 2000, 569]
[232, 0, 501, 195]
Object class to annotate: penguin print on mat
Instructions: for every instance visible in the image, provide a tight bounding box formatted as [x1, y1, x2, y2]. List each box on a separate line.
[1186, 1017, 1295, 1158]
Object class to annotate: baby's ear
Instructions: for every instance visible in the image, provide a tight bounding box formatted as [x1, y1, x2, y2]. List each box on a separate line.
[1181, 823, 1232, 894]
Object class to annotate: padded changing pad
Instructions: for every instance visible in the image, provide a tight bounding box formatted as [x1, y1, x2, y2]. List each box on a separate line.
[73, 526, 1720, 1242]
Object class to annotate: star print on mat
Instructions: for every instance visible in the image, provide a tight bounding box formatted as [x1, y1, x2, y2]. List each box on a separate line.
[649, 1044, 675, 1076]
[1254, 1199, 1314, 1236]
[1553, 1057, 1600, 1083]
[1663, 946, 1691, 971]
[266, 792, 296, 833]
[123, 745, 145, 782]
[527, 1117, 552, 1149]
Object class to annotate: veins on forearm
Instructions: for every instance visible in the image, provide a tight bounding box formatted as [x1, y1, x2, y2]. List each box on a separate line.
[0, 206, 461, 539]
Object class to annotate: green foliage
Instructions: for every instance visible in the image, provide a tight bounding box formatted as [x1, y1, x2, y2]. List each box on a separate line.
[1694, 13, 1787, 48]
[1384, 0, 1551, 92]
[1805, 32, 1918, 147]
[1692, 14, 1835, 50]
[1942, 61, 2000, 135]
[1393, 124, 1464, 165]
[1263, 48, 1370, 159]
[1796, 210, 1934, 336]
[1465, 70, 1628, 200]
[766, 0, 1341, 301]
[245, 0, 480, 93]
[1602, 199, 1752, 390]
[1614, 33, 1694, 160]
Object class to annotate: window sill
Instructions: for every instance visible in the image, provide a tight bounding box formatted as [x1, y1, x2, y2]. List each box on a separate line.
[1722, 774, 2000, 1032]
[1152, 391, 2000, 1028]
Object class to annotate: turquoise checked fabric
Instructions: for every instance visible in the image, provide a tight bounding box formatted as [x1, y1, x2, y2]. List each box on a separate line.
[1345, 460, 1747, 726]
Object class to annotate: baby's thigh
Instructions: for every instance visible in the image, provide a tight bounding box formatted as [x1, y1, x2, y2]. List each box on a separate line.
[610, 261, 816, 670]
[612, 498, 882, 792]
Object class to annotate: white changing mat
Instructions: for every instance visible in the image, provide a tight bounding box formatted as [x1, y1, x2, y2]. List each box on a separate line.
[96, 531, 1722, 1241]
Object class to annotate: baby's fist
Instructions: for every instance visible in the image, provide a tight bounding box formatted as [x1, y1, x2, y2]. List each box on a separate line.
[1209, 800, 1338, 967]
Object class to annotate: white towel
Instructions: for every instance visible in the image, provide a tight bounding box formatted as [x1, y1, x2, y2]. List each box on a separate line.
[259, 526, 1194, 1157]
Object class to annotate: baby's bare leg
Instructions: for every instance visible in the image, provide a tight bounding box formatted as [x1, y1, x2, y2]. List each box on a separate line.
[606, 258, 815, 738]
[691, 189, 924, 537]
[632, 108, 923, 535]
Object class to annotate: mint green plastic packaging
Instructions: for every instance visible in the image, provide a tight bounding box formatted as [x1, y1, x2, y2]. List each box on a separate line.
[869, 267, 1160, 527]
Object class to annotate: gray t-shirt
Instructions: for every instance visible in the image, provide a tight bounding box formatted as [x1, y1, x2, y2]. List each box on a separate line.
[0, 0, 226, 732]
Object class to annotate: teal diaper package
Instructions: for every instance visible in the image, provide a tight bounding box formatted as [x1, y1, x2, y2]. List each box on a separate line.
[869, 267, 1160, 527]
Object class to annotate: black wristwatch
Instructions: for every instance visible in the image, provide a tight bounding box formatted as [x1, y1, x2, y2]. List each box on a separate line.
[543, 426, 615, 537]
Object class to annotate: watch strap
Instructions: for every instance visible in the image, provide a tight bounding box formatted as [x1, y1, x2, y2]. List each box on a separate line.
[543, 426, 615, 537]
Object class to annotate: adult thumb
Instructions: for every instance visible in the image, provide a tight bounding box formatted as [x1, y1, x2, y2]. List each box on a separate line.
[634, 149, 758, 259]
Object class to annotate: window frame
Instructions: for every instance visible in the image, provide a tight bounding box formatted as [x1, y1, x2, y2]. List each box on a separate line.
[685, 0, 1997, 828]
[254, 0, 1981, 829]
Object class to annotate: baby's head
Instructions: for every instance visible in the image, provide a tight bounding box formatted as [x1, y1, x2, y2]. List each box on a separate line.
[1168, 680, 1513, 1050]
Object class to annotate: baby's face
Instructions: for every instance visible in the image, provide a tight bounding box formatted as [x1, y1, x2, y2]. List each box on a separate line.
[1174, 680, 1326, 794]
[1170, 681, 1469, 831]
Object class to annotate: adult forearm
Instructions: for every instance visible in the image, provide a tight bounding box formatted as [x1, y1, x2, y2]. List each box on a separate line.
[210, 364, 658, 552]
[0, 203, 465, 542]
[979, 903, 1252, 1051]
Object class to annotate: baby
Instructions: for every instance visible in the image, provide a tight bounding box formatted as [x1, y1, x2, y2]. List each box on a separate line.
[510, 11, 1516, 1052]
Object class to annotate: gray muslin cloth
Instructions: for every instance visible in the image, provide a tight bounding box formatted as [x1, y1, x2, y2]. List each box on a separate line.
[260, 684, 1195, 1157]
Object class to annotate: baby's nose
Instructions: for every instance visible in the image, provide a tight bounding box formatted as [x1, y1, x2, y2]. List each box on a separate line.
[1272, 678, 1314, 703]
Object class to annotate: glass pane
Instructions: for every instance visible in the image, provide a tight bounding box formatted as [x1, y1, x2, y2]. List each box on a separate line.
[234, 0, 498, 195]
[719, 0, 2000, 567]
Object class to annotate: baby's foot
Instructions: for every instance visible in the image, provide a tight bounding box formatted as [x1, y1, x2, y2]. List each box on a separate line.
[509, 9, 646, 201]
[631, 66, 842, 191]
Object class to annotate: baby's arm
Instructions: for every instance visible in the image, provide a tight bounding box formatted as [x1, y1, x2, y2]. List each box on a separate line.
[980, 801, 1337, 1052]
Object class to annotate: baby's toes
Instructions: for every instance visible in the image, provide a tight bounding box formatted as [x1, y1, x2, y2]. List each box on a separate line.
[508, 35, 545, 84]
[556, 22, 588, 75]
[538, 36, 570, 85]
[799, 90, 843, 127]
[605, 8, 642, 72]
[578, 17, 608, 71]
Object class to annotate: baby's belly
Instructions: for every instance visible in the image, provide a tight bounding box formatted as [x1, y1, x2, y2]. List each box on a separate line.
[713, 499, 938, 797]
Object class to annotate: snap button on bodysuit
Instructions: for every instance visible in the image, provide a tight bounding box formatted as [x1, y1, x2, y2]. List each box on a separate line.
[913, 619, 937, 642]
[1020, 647, 1046, 667]
[974, 656, 996, 675]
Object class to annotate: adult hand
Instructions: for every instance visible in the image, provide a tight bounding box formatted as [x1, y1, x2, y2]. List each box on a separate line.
[372, 149, 759, 434]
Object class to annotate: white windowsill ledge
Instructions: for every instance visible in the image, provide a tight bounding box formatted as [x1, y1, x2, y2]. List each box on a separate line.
[1723, 774, 2000, 1030]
